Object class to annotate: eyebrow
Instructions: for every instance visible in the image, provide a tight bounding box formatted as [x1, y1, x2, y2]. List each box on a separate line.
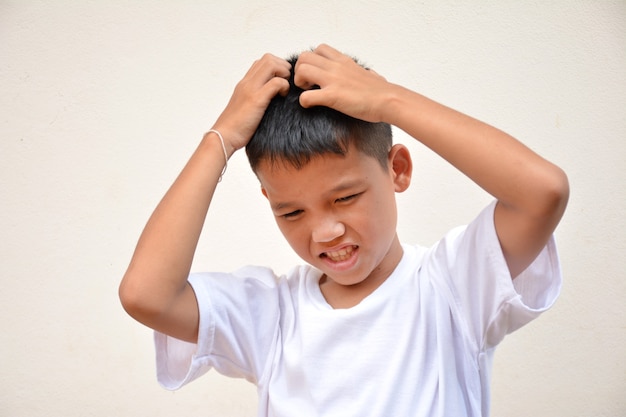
[270, 179, 365, 212]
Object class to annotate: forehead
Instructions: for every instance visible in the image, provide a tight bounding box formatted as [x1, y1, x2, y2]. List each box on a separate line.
[256, 148, 386, 201]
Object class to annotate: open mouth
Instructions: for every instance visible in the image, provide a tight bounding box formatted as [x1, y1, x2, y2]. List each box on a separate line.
[321, 245, 358, 262]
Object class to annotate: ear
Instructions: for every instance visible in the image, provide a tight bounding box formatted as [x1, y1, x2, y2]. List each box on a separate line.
[388, 144, 412, 192]
[261, 186, 269, 199]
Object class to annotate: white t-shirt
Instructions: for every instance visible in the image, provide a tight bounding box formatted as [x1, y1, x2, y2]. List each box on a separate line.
[155, 202, 562, 417]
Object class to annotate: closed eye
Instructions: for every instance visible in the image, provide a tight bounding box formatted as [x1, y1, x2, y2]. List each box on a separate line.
[281, 209, 303, 219]
[336, 193, 362, 203]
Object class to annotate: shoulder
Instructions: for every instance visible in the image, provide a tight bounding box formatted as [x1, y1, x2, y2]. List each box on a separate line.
[423, 201, 501, 269]
[187, 264, 319, 298]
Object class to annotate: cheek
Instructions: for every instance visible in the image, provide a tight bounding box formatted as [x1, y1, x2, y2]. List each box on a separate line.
[277, 222, 310, 258]
[368, 192, 398, 233]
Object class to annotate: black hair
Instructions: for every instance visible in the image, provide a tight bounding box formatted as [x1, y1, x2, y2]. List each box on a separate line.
[245, 53, 392, 173]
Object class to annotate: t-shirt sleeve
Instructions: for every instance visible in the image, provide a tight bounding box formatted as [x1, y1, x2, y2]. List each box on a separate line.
[430, 200, 562, 352]
[154, 266, 281, 390]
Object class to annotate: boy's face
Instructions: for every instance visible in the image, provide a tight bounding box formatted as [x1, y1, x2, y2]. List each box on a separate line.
[257, 143, 412, 294]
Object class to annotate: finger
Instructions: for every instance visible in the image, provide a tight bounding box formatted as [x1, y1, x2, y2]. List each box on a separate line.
[299, 88, 332, 109]
[269, 57, 292, 79]
[311, 43, 344, 60]
[273, 77, 290, 97]
[298, 89, 316, 108]
[296, 49, 334, 72]
[247, 54, 292, 86]
[293, 53, 331, 90]
[260, 76, 290, 100]
[293, 62, 320, 90]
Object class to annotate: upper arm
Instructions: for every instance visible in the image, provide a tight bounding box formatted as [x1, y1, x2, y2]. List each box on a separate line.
[157, 283, 200, 343]
[119, 278, 200, 344]
[494, 168, 569, 278]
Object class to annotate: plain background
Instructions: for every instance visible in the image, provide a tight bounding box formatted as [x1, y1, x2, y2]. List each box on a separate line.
[1, 1, 624, 416]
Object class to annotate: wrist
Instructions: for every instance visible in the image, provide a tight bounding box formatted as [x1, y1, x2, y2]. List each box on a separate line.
[202, 129, 231, 182]
[377, 83, 412, 126]
[204, 129, 236, 158]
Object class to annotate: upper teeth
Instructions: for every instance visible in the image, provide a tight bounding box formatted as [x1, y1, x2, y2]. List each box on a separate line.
[325, 246, 355, 261]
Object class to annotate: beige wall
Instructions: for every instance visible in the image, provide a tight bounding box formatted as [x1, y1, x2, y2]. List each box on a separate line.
[1, 1, 624, 416]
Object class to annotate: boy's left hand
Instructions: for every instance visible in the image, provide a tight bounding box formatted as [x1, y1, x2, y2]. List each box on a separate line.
[294, 44, 392, 123]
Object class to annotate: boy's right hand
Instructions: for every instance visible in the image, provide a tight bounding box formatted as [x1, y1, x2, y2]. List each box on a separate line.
[211, 54, 291, 156]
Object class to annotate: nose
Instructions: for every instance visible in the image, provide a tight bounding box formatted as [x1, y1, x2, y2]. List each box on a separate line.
[311, 218, 345, 243]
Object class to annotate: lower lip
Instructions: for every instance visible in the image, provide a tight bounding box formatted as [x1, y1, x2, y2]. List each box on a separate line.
[321, 246, 359, 272]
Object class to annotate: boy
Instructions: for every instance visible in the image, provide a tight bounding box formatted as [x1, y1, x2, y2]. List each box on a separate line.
[119, 44, 569, 416]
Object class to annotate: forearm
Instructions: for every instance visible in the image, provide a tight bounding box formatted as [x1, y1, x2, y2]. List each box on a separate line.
[295, 44, 566, 211]
[119, 132, 229, 329]
[382, 84, 567, 215]
[119, 53, 290, 341]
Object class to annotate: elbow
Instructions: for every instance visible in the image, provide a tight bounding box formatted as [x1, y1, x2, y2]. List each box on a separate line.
[540, 165, 570, 222]
[118, 277, 142, 320]
[118, 274, 159, 324]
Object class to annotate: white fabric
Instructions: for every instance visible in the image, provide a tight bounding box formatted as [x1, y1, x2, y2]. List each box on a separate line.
[154, 201, 562, 417]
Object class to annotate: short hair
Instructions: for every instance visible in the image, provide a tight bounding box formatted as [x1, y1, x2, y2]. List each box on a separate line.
[245, 53, 392, 173]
